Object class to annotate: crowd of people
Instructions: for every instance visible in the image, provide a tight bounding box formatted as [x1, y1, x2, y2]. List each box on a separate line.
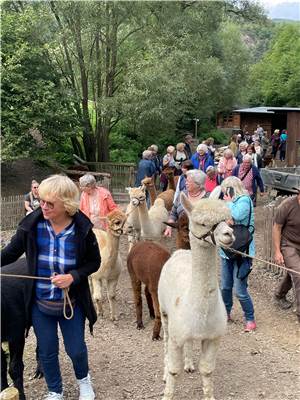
[1, 125, 297, 400]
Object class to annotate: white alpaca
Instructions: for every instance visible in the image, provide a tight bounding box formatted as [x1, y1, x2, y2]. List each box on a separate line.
[125, 199, 141, 252]
[128, 186, 168, 241]
[158, 193, 234, 400]
[91, 209, 127, 321]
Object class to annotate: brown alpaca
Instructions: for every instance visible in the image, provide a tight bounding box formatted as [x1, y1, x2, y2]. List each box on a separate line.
[165, 211, 190, 250]
[141, 176, 175, 211]
[163, 167, 179, 191]
[127, 241, 170, 340]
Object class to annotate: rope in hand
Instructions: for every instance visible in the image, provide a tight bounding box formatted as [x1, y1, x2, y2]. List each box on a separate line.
[0, 273, 74, 320]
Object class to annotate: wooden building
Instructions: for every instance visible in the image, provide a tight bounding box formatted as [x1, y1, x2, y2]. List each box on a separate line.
[217, 107, 300, 166]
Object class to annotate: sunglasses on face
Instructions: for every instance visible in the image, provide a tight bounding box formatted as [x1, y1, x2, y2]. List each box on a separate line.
[32, 186, 39, 189]
[40, 199, 55, 209]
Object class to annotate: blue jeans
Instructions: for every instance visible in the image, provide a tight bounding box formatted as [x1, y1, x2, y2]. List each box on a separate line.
[221, 257, 255, 322]
[32, 303, 88, 394]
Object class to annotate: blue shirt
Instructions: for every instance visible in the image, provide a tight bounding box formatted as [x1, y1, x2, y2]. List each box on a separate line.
[36, 220, 76, 301]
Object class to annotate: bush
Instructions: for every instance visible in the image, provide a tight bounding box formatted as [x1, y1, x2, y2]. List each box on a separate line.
[200, 129, 229, 145]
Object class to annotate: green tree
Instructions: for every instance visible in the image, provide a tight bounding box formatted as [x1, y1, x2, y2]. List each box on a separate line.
[248, 23, 300, 106]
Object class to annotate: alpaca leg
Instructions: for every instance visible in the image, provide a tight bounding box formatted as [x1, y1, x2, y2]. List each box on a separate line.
[184, 340, 195, 373]
[150, 292, 162, 341]
[199, 338, 221, 400]
[107, 279, 119, 321]
[145, 286, 155, 319]
[161, 312, 169, 383]
[162, 339, 183, 400]
[129, 272, 144, 329]
[91, 277, 104, 317]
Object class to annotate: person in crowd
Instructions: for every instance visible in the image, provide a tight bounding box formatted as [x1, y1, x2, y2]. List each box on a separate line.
[279, 129, 288, 161]
[256, 124, 264, 140]
[135, 150, 156, 187]
[164, 169, 207, 237]
[173, 142, 188, 175]
[24, 180, 40, 215]
[273, 188, 300, 323]
[219, 176, 256, 332]
[261, 134, 270, 162]
[160, 146, 176, 191]
[1, 175, 100, 400]
[237, 133, 243, 144]
[217, 149, 237, 179]
[205, 166, 223, 194]
[236, 141, 248, 164]
[79, 174, 118, 229]
[253, 140, 262, 156]
[203, 137, 216, 160]
[246, 144, 263, 169]
[184, 134, 193, 159]
[271, 129, 281, 160]
[148, 144, 162, 187]
[251, 130, 260, 144]
[172, 159, 194, 205]
[244, 132, 252, 145]
[191, 143, 214, 172]
[229, 134, 238, 156]
[232, 154, 264, 207]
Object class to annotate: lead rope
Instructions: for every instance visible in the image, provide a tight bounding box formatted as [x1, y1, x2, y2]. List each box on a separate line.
[0, 273, 74, 320]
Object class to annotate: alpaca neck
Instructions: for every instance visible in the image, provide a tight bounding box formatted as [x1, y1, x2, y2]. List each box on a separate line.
[138, 201, 154, 237]
[189, 235, 218, 306]
[106, 230, 120, 264]
[167, 175, 176, 191]
[147, 185, 157, 206]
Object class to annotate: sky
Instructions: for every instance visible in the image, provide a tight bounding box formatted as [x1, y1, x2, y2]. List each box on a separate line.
[258, 0, 300, 20]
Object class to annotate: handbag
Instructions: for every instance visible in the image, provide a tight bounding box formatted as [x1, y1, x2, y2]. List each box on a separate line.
[222, 197, 254, 261]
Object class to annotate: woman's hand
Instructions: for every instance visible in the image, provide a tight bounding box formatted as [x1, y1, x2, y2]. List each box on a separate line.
[164, 226, 172, 237]
[51, 274, 74, 289]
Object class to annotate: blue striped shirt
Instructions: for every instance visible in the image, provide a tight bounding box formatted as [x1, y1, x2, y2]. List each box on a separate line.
[36, 220, 76, 301]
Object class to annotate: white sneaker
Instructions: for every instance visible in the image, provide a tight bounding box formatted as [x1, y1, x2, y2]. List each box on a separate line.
[44, 392, 64, 400]
[77, 373, 95, 400]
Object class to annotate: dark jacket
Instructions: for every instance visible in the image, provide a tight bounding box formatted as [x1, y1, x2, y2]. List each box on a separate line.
[1, 209, 101, 334]
[135, 159, 156, 187]
[232, 164, 264, 195]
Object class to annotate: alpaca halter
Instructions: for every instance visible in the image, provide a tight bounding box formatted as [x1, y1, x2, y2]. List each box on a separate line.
[190, 223, 219, 245]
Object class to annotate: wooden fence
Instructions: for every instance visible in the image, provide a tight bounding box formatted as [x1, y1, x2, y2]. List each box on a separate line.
[83, 162, 136, 192]
[1, 195, 24, 231]
[262, 196, 287, 276]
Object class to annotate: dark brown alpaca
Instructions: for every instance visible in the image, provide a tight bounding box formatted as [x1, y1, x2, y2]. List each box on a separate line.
[141, 176, 175, 211]
[165, 211, 190, 250]
[127, 241, 170, 340]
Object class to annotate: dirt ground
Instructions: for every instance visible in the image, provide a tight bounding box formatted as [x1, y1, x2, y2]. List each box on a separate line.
[3, 201, 300, 400]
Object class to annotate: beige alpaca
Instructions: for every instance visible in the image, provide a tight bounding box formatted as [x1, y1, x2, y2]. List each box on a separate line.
[91, 209, 127, 321]
[128, 186, 168, 241]
[125, 199, 141, 252]
[158, 193, 234, 400]
[142, 177, 175, 211]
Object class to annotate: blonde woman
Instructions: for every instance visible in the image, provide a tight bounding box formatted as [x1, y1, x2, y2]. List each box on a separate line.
[217, 149, 237, 179]
[174, 142, 188, 174]
[1, 175, 100, 400]
[24, 180, 40, 215]
[220, 176, 256, 332]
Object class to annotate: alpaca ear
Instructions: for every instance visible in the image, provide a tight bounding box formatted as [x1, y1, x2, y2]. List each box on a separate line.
[180, 192, 193, 215]
[209, 186, 222, 200]
[125, 187, 131, 192]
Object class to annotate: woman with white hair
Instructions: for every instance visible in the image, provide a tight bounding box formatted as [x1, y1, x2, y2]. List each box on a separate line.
[236, 141, 248, 164]
[191, 143, 214, 172]
[160, 145, 176, 191]
[79, 174, 118, 229]
[1, 175, 100, 400]
[232, 154, 264, 206]
[164, 169, 207, 237]
[217, 148, 237, 178]
[219, 176, 256, 332]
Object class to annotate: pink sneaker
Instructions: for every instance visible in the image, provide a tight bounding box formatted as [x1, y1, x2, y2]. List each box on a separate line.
[244, 321, 257, 332]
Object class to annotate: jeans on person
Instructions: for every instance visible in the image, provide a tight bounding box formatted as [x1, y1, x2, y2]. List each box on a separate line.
[221, 257, 255, 322]
[32, 302, 88, 394]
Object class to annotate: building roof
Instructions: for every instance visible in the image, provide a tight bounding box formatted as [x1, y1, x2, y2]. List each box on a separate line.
[234, 106, 300, 113]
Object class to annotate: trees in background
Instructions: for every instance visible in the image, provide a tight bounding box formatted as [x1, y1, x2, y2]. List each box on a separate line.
[2, 0, 275, 163]
[248, 23, 300, 106]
